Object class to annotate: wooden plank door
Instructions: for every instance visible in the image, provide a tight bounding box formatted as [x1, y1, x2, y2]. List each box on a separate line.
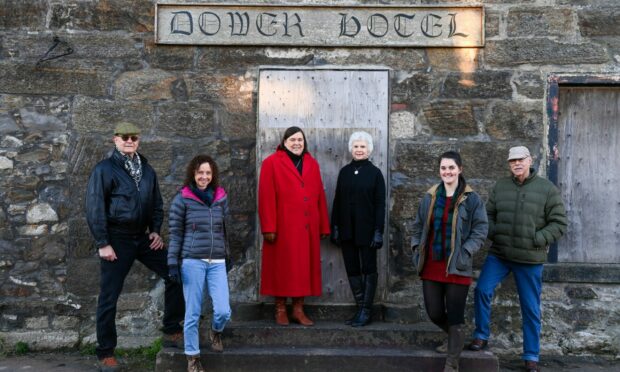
[557, 87, 620, 263]
[257, 68, 389, 304]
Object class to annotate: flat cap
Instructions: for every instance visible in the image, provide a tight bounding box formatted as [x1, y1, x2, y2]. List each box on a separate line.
[114, 122, 141, 135]
[507, 146, 530, 161]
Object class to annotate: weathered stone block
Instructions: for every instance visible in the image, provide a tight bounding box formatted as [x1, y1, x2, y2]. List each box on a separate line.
[50, 0, 154, 32]
[565, 286, 598, 300]
[485, 10, 501, 38]
[25, 316, 48, 329]
[484, 39, 609, 66]
[513, 71, 544, 99]
[51, 315, 79, 330]
[26, 203, 59, 224]
[156, 102, 217, 138]
[196, 47, 312, 72]
[0, 0, 47, 29]
[422, 101, 478, 137]
[72, 96, 155, 135]
[113, 69, 178, 101]
[485, 101, 543, 141]
[440, 71, 512, 99]
[427, 48, 480, 72]
[0, 63, 110, 96]
[145, 39, 195, 71]
[0, 156, 13, 169]
[578, 8, 620, 36]
[320, 48, 427, 70]
[391, 73, 434, 107]
[508, 8, 574, 37]
[66, 258, 99, 297]
[184, 72, 255, 114]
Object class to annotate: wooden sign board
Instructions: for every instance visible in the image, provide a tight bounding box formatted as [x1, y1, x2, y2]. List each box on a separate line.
[155, 3, 484, 47]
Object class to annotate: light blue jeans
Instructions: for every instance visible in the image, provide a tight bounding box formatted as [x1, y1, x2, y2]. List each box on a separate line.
[473, 254, 543, 362]
[181, 259, 231, 356]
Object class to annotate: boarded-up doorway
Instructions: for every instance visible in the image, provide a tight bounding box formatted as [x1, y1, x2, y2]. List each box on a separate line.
[556, 86, 620, 263]
[257, 68, 389, 304]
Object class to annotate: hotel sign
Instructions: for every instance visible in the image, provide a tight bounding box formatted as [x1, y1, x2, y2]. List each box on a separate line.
[155, 3, 484, 47]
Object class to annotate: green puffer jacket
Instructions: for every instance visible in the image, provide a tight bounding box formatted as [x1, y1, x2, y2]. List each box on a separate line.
[487, 168, 567, 264]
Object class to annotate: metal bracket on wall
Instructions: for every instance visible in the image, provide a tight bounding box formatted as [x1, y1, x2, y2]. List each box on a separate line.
[36, 36, 73, 66]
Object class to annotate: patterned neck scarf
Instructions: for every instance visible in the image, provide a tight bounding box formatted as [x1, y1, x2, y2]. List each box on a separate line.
[117, 149, 142, 189]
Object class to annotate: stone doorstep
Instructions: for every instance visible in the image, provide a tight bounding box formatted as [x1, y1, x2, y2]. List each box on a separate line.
[227, 302, 424, 323]
[199, 320, 445, 349]
[156, 347, 499, 372]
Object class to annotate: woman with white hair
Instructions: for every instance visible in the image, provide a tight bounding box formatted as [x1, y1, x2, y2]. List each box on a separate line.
[330, 131, 386, 327]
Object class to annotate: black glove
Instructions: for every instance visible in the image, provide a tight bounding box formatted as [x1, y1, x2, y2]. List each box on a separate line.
[369, 230, 383, 249]
[330, 225, 341, 246]
[168, 265, 181, 284]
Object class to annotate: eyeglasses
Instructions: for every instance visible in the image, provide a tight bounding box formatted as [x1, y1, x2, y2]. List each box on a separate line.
[116, 134, 139, 142]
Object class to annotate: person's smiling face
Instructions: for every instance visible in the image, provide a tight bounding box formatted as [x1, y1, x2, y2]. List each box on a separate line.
[509, 156, 532, 182]
[113, 134, 140, 157]
[439, 158, 462, 187]
[351, 140, 370, 160]
[284, 131, 304, 155]
[194, 162, 212, 190]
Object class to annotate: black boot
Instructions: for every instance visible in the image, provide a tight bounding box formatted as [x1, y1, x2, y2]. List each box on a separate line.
[351, 273, 377, 327]
[444, 325, 465, 372]
[345, 275, 364, 325]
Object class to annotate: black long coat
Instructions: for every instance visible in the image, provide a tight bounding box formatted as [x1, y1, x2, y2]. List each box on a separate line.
[331, 159, 386, 246]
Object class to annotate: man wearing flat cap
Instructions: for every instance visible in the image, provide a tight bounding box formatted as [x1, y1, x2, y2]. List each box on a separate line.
[86, 122, 184, 371]
[468, 146, 567, 372]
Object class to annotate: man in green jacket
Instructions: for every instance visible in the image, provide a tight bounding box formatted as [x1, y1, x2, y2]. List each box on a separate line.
[468, 146, 567, 372]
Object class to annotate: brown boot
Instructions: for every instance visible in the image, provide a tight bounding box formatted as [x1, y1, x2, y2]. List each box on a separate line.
[186, 355, 205, 372]
[291, 297, 314, 326]
[444, 325, 465, 372]
[209, 329, 224, 352]
[275, 297, 289, 326]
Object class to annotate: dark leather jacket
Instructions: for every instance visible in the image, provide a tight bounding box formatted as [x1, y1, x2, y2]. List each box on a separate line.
[86, 150, 164, 248]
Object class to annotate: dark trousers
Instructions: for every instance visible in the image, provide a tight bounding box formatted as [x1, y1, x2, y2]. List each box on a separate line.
[341, 240, 377, 276]
[95, 234, 184, 359]
[422, 279, 469, 329]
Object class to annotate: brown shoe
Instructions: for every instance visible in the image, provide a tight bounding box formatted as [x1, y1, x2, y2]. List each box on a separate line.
[98, 356, 120, 372]
[291, 297, 314, 326]
[163, 330, 184, 348]
[468, 338, 488, 351]
[525, 360, 540, 372]
[210, 329, 224, 353]
[275, 297, 289, 326]
[187, 355, 205, 372]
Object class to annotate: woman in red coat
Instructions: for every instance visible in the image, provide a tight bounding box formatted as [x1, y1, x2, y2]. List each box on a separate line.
[258, 126, 330, 326]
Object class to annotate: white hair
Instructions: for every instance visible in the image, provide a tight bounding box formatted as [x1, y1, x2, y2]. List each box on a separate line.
[348, 131, 374, 154]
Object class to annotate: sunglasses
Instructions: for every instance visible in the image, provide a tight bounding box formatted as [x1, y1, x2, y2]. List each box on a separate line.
[117, 134, 139, 142]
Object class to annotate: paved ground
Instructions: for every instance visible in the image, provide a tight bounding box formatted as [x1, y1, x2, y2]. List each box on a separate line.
[0, 352, 617, 371]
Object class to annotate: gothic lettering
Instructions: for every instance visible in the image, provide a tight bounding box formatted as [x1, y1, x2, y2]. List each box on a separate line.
[256, 12, 278, 36]
[170, 11, 192, 35]
[283, 13, 304, 37]
[421, 14, 442, 38]
[339, 13, 361, 37]
[228, 12, 250, 36]
[447, 13, 468, 38]
[367, 13, 389, 38]
[198, 12, 220, 36]
[394, 13, 415, 37]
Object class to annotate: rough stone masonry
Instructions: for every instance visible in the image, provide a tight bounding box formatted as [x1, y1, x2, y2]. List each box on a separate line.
[0, 0, 619, 359]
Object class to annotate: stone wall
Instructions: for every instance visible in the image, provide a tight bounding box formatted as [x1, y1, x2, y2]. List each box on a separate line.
[0, 0, 619, 357]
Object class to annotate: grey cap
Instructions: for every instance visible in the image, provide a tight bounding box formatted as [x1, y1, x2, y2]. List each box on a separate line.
[507, 146, 530, 161]
[114, 122, 141, 135]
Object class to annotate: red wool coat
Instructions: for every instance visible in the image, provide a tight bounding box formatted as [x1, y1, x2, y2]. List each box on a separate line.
[258, 148, 330, 297]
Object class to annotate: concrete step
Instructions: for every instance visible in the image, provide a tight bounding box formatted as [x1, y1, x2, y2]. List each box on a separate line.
[200, 320, 445, 348]
[156, 346, 499, 372]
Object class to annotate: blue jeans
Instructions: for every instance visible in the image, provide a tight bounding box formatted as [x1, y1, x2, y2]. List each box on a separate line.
[473, 254, 543, 362]
[181, 259, 231, 356]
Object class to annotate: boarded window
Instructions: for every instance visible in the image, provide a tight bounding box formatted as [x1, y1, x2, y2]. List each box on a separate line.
[557, 87, 620, 263]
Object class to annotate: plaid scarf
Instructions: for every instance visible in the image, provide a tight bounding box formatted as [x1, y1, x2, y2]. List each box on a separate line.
[117, 149, 142, 189]
[431, 184, 453, 261]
